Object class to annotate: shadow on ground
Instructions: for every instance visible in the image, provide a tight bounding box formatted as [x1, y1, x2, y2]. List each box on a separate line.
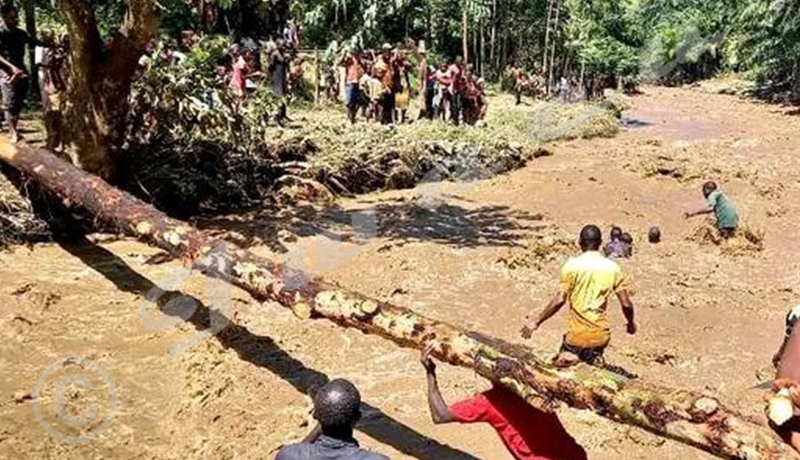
[197, 195, 545, 254]
[60, 239, 483, 460]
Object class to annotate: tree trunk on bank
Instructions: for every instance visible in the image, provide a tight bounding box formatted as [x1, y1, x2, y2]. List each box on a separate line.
[0, 140, 798, 460]
[462, 8, 468, 65]
[55, 0, 159, 181]
[480, 19, 486, 79]
[548, 0, 559, 94]
[500, 27, 507, 72]
[22, 0, 38, 99]
[580, 60, 585, 88]
[490, 0, 496, 74]
[473, 19, 479, 74]
[542, 0, 555, 78]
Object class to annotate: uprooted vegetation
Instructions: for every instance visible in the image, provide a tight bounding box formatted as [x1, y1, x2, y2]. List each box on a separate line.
[264, 93, 619, 199]
[116, 38, 622, 218]
[495, 228, 577, 272]
[0, 170, 51, 248]
[686, 222, 764, 257]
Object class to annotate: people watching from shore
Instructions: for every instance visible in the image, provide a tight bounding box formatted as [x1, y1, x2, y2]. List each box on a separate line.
[331, 42, 489, 126]
[340, 47, 362, 124]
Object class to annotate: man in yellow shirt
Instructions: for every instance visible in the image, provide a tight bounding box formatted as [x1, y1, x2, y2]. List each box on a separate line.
[521, 224, 637, 366]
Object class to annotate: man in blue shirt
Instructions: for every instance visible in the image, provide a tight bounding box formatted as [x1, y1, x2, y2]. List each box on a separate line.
[276, 379, 390, 460]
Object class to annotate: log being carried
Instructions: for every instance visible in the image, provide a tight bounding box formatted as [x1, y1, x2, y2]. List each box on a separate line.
[0, 138, 796, 460]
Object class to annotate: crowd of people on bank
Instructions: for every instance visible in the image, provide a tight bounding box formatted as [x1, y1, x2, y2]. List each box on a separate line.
[339, 43, 488, 125]
[143, 20, 303, 126]
[507, 65, 614, 106]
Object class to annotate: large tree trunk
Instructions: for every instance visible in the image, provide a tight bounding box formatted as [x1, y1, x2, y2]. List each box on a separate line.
[55, 0, 159, 180]
[0, 140, 798, 460]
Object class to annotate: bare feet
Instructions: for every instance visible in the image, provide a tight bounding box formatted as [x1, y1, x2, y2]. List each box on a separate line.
[552, 350, 605, 368]
[552, 351, 580, 368]
[9, 130, 23, 143]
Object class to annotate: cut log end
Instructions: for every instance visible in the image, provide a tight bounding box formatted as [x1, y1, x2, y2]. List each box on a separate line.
[769, 389, 795, 426]
[691, 397, 720, 422]
[291, 301, 314, 320]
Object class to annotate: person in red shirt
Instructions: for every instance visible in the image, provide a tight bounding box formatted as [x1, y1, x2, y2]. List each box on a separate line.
[339, 48, 363, 124]
[447, 56, 465, 125]
[434, 62, 452, 121]
[420, 343, 588, 460]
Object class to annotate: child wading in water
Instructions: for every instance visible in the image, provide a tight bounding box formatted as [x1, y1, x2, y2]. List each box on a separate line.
[685, 181, 740, 237]
[604, 226, 632, 259]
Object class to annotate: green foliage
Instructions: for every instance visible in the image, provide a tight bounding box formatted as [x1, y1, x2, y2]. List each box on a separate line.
[122, 37, 286, 216]
[728, 0, 800, 87]
[128, 36, 279, 147]
[634, 0, 731, 83]
[632, 0, 800, 89]
[34, 0, 800, 95]
[559, 0, 642, 83]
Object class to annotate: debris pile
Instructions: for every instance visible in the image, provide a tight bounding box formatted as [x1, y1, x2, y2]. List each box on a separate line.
[686, 222, 764, 257]
[0, 170, 51, 247]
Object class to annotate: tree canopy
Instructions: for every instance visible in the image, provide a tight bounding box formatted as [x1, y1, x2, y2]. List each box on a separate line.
[25, 0, 800, 89]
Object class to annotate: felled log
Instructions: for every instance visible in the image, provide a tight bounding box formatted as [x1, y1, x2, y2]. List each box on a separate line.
[0, 139, 797, 460]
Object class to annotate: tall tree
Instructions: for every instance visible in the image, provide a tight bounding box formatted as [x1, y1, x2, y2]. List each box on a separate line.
[462, 7, 468, 63]
[55, 0, 160, 180]
[489, 0, 496, 71]
[547, 0, 559, 92]
[542, 0, 555, 76]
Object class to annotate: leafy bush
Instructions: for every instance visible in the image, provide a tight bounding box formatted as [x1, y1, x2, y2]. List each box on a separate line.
[121, 36, 288, 217]
[127, 36, 279, 147]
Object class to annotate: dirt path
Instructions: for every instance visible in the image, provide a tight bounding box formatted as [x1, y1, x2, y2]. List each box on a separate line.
[3, 86, 800, 460]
